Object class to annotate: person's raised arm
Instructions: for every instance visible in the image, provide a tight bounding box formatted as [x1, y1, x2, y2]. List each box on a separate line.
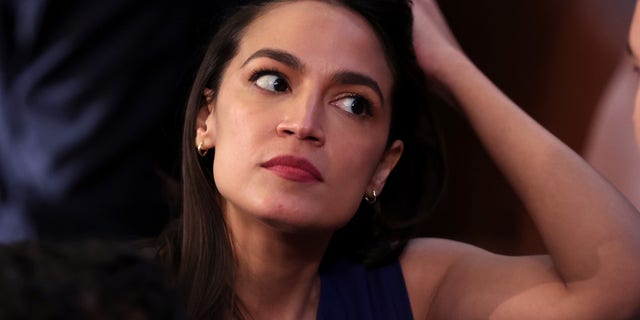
[406, 1, 640, 319]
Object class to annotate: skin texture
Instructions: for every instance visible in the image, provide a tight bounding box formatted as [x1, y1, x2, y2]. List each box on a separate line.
[405, 0, 640, 319]
[629, 3, 640, 146]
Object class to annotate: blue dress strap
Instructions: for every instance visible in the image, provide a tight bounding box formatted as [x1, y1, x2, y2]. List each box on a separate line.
[317, 258, 414, 319]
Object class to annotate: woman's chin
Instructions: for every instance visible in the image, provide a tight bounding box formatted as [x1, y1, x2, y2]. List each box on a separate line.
[250, 204, 350, 235]
[256, 210, 340, 234]
[223, 193, 358, 234]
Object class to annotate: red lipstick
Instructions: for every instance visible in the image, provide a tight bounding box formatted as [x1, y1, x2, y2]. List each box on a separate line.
[261, 156, 324, 183]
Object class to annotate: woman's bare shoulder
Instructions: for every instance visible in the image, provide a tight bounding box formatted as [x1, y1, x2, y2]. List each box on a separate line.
[400, 237, 492, 272]
[399, 238, 513, 319]
[399, 238, 564, 320]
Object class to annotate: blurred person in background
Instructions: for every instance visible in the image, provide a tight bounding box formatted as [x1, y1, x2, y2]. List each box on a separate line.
[0, 0, 245, 242]
[0, 240, 182, 319]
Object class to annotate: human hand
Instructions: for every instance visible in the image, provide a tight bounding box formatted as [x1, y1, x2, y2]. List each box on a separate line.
[411, 0, 467, 84]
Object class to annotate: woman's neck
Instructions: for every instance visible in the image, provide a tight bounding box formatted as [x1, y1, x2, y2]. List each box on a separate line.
[225, 208, 331, 320]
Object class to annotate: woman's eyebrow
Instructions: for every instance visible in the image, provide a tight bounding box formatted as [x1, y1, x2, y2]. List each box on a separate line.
[242, 48, 384, 104]
[242, 48, 303, 71]
[332, 71, 384, 105]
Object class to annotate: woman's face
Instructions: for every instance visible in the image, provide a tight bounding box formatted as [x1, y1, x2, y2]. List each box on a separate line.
[196, 1, 403, 233]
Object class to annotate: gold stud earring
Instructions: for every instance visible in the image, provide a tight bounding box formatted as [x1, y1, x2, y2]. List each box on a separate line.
[364, 190, 377, 204]
[197, 141, 208, 157]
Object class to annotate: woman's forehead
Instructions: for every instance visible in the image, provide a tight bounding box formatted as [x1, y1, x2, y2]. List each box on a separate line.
[235, 0, 393, 92]
[241, 1, 377, 50]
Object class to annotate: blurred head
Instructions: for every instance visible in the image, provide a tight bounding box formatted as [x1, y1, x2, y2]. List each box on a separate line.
[0, 241, 181, 320]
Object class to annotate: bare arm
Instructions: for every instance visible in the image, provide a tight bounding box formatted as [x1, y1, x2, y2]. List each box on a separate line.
[406, 1, 640, 319]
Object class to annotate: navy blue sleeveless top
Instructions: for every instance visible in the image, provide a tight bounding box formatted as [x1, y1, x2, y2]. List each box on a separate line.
[317, 259, 414, 319]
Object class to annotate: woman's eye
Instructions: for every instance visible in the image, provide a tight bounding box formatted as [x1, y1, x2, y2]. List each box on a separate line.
[252, 72, 290, 92]
[335, 95, 372, 116]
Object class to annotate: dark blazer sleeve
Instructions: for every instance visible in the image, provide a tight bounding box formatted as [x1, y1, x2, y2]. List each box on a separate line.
[0, 0, 242, 241]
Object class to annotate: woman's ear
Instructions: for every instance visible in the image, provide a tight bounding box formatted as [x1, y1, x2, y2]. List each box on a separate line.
[367, 140, 404, 195]
[195, 88, 217, 150]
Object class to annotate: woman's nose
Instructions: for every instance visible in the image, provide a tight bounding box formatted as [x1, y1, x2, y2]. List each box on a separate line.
[276, 96, 325, 146]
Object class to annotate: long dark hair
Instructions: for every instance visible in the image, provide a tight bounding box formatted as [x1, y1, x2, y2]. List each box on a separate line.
[158, 0, 444, 318]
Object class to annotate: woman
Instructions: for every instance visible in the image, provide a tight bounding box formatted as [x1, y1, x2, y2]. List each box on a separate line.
[159, 0, 640, 318]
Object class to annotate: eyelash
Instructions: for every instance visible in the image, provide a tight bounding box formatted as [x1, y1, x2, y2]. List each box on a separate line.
[247, 68, 375, 118]
[334, 93, 374, 118]
[249, 68, 289, 87]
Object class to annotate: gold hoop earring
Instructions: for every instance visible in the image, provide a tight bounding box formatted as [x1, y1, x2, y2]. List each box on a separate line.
[197, 141, 208, 157]
[364, 190, 377, 204]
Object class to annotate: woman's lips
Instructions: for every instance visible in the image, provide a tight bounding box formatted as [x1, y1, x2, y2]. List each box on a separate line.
[261, 155, 324, 183]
